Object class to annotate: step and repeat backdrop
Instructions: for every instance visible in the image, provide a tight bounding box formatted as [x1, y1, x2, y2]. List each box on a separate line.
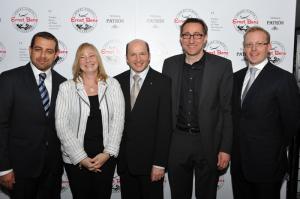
[0, 0, 297, 198]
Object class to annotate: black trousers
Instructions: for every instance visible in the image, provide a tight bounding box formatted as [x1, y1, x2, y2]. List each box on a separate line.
[10, 168, 62, 199]
[231, 172, 282, 199]
[168, 129, 218, 199]
[120, 170, 164, 199]
[64, 158, 116, 199]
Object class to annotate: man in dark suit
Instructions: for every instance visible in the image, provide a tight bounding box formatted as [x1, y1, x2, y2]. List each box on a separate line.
[162, 18, 233, 199]
[231, 26, 300, 199]
[115, 39, 172, 199]
[0, 32, 66, 199]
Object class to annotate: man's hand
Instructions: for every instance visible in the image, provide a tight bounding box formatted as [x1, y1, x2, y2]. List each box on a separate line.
[151, 166, 165, 182]
[0, 171, 15, 190]
[217, 152, 230, 170]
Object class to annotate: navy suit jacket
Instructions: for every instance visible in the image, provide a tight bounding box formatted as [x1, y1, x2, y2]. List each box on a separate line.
[231, 62, 300, 182]
[0, 63, 66, 178]
[115, 68, 172, 175]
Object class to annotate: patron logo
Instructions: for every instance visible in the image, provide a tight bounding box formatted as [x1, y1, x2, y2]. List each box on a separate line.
[105, 15, 124, 29]
[267, 17, 284, 31]
[11, 7, 38, 33]
[232, 9, 258, 34]
[269, 41, 286, 64]
[146, 15, 165, 28]
[71, 7, 98, 33]
[205, 40, 229, 58]
[174, 9, 199, 29]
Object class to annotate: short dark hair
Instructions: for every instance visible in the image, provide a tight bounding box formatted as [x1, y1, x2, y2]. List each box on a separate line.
[126, 39, 150, 56]
[180, 18, 208, 36]
[30, 31, 59, 52]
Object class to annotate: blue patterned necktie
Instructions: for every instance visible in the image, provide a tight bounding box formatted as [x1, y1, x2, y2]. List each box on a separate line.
[38, 73, 50, 116]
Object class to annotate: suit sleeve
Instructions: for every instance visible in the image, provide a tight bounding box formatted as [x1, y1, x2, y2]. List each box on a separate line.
[0, 72, 13, 171]
[219, 61, 233, 154]
[277, 73, 300, 143]
[153, 77, 172, 167]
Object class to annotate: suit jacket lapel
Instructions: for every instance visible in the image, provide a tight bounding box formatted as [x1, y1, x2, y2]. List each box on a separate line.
[24, 63, 46, 116]
[132, 68, 154, 112]
[122, 71, 131, 115]
[49, 71, 59, 115]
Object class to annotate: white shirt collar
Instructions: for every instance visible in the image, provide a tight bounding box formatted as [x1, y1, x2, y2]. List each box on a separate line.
[248, 58, 268, 71]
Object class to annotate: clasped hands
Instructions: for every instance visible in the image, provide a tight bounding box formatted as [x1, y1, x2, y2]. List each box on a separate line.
[79, 153, 110, 172]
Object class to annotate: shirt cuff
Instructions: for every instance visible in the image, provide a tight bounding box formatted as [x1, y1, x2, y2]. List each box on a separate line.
[0, 169, 13, 176]
[153, 165, 165, 170]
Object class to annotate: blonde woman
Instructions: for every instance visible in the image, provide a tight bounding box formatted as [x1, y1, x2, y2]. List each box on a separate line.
[55, 43, 125, 199]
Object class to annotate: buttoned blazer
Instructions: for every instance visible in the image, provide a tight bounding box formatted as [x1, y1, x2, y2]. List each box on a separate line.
[0, 63, 66, 177]
[115, 68, 172, 175]
[162, 53, 233, 169]
[231, 62, 300, 182]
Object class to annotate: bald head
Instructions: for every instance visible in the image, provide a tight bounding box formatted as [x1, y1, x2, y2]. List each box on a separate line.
[126, 39, 150, 56]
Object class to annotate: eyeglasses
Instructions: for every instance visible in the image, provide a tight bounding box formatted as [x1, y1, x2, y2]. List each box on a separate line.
[244, 42, 269, 49]
[181, 33, 204, 40]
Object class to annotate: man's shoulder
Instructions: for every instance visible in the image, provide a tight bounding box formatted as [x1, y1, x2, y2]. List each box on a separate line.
[1, 65, 28, 77]
[114, 70, 130, 80]
[52, 69, 66, 83]
[164, 54, 184, 63]
[206, 52, 231, 64]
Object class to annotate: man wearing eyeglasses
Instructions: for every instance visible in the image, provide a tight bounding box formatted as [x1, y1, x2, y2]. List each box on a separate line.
[162, 18, 233, 199]
[230, 26, 300, 199]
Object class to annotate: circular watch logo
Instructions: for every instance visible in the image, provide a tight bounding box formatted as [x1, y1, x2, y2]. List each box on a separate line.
[11, 7, 38, 33]
[174, 9, 199, 29]
[269, 41, 286, 64]
[71, 7, 98, 33]
[205, 40, 229, 58]
[232, 9, 258, 34]
[0, 42, 6, 62]
[57, 40, 68, 64]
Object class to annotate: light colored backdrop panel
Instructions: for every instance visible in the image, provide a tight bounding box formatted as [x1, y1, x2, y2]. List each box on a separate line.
[0, 0, 296, 198]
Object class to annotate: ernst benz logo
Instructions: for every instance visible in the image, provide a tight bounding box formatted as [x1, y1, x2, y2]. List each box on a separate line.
[174, 9, 199, 29]
[232, 9, 258, 34]
[71, 7, 98, 33]
[112, 175, 121, 193]
[269, 41, 286, 64]
[57, 40, 68, 64]
[105, 15, 124, 29]
[146, 15, 165, 28]
[11, 7, 38, 33]
[101, 40, 122, 65]
[205, 40, 229, 58]
[0, 42, 6, 62]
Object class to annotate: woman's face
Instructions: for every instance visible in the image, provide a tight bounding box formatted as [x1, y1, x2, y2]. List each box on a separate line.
[79, 47, 99, 75]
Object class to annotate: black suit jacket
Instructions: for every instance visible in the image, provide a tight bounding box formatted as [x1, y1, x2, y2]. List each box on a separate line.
[231, 62, 300, 183]
[162, 53, 233, 169]
[115, 68, 172, 175]
[0, 63, 66, 178]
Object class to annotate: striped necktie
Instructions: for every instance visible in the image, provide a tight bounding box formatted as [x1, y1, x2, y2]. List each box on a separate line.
[130, 74, 141, 109]
[38, 73, 50, 116]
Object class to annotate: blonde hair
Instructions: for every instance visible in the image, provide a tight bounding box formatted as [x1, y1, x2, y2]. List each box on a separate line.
[72, 43, 108, 82]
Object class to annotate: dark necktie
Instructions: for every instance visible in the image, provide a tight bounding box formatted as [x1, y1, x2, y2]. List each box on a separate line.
[241, 67, 258, 104]
[130, 74, 141, 109]
[39, 73, 50, 116]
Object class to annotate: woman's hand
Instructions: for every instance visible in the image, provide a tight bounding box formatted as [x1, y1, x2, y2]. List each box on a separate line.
[90, 153, 110, 171]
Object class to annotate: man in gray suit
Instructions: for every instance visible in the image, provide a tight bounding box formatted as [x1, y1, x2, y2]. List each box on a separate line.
[162, 18, 233, 199]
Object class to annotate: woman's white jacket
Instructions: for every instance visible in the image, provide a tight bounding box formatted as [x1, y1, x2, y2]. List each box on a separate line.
[55, 77, 125, 165]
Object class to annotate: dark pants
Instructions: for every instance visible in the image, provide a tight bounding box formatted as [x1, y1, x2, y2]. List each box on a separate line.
[231, 172, 282, 199]
[120, 170, 164, 199]
[168, 129, 218, 199]
[64, 158, 116, 199]
[10, 169, 62, 199]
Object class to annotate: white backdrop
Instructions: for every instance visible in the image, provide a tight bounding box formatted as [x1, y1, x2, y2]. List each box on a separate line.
[0, 0, 297, 198]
